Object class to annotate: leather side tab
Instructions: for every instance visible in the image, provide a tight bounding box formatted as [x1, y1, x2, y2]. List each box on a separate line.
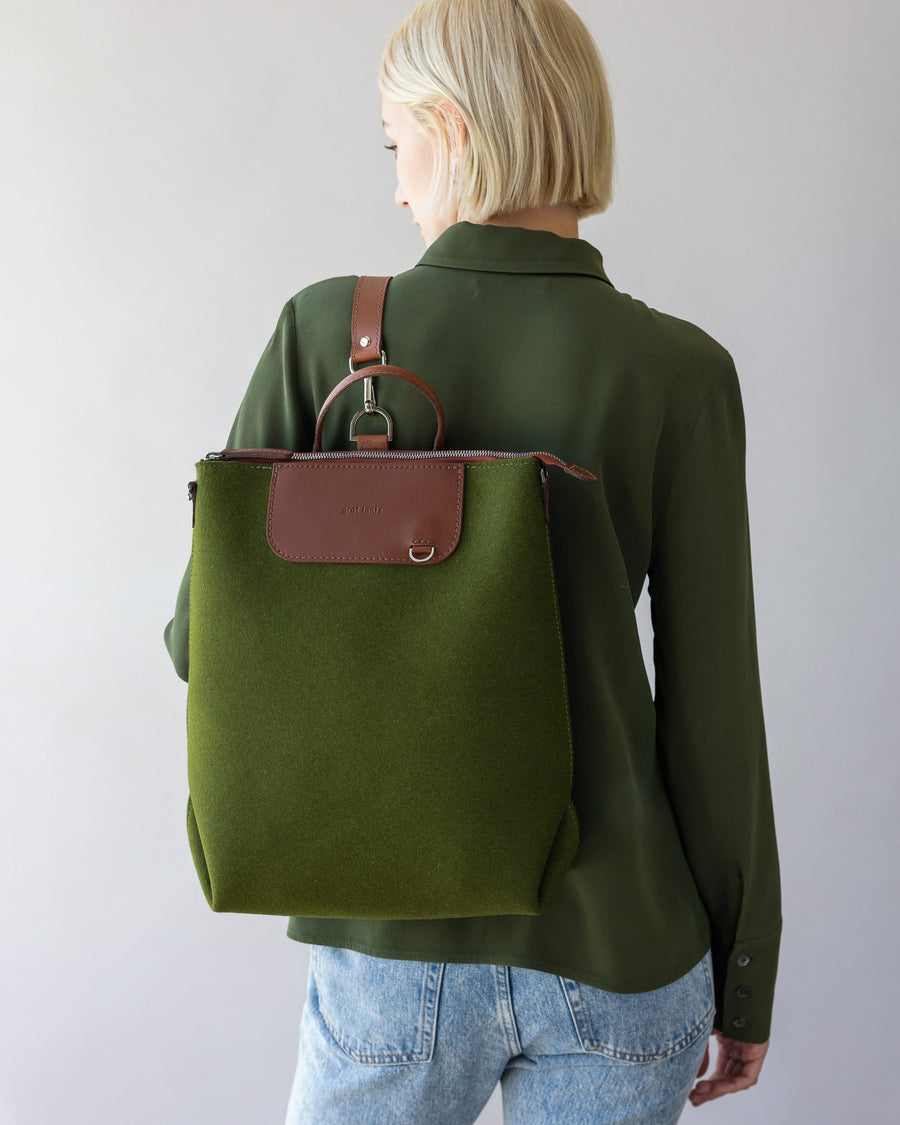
[533, 453, 598, 481]
[267, 460, 464, 565]
[212, 447, 296, 461]
[350, 276, 392, 366]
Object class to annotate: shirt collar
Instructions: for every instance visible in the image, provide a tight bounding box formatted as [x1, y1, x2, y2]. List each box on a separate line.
[414, 220, 613, 286]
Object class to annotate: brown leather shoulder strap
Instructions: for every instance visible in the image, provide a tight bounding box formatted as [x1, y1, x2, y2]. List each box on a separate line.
[350, 276, 392, 366]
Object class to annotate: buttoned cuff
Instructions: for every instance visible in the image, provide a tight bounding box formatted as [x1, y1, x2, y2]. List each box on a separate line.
[714, 920, 782, 1042]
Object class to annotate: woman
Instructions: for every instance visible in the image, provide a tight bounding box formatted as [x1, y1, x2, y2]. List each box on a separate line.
[165, 1, 781, 1121]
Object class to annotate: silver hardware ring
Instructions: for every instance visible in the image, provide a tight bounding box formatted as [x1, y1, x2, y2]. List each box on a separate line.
[409, 545, 436, 563]
[349, 406, 394, 443]
[349, 350, 387, 374]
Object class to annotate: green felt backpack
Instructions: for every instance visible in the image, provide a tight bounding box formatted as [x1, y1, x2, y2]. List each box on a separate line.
[184, 276, 597, 919]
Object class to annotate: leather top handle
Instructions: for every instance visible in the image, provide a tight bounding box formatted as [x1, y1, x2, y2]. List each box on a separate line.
[313, 364, 447, 452]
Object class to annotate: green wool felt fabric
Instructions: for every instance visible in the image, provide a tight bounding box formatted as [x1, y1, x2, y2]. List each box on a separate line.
[165, 222, 782, 1043]
[186, 456, 579, 918]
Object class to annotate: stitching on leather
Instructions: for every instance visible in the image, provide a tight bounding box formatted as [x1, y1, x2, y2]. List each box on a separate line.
[375, 276, 389, 351]
[351, 276, 390, 360]
[267, 462, 463, 563]
[351, 279, 363, 359]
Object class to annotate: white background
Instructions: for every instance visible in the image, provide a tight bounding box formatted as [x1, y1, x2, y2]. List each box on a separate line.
[2, 1, 898, 1122]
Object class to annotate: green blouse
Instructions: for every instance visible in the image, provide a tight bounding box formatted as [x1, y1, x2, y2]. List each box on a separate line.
[164, 221, 781, 1042]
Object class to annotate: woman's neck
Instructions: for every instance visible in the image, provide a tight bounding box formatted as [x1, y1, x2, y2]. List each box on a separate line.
[483, 203, 580, 239]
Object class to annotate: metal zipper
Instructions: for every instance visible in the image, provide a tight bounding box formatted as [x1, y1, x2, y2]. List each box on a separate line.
[203, 447, 596, 481]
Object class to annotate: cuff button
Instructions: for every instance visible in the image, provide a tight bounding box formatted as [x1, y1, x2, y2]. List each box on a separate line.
[732, 1016, 749, 1029]
[736, 953, 752, 967]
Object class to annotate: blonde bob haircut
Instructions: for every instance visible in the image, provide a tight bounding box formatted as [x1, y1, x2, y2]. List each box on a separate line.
[378, 0, 615, 224]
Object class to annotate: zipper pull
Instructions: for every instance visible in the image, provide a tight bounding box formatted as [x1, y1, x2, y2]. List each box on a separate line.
[540, 466, 551, 524]
[188, 479, 197, 527]
[204, 448, 296, 462]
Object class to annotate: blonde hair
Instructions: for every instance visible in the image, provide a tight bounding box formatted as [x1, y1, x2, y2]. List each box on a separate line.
[378, 0, 615, 223]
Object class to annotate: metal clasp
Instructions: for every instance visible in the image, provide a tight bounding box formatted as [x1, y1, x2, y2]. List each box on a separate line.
[362, 374, 377, 414]
[347, 349, 392, 442]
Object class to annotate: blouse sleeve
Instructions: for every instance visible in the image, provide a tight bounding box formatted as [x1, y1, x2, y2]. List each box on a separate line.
[162, 299, 305, 681]
[647, 356, 782, 1042]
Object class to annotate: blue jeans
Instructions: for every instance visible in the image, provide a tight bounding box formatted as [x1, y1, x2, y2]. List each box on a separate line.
[284, 945, 714, 1124]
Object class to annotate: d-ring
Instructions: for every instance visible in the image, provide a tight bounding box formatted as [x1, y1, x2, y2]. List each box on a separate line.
[409, 544, 436, 563]
[349, 406, 394, 442]
[349, 350, 387, 374]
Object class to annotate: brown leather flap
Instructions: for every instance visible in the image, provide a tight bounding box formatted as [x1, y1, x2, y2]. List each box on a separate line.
[267, 460, 465, 565]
